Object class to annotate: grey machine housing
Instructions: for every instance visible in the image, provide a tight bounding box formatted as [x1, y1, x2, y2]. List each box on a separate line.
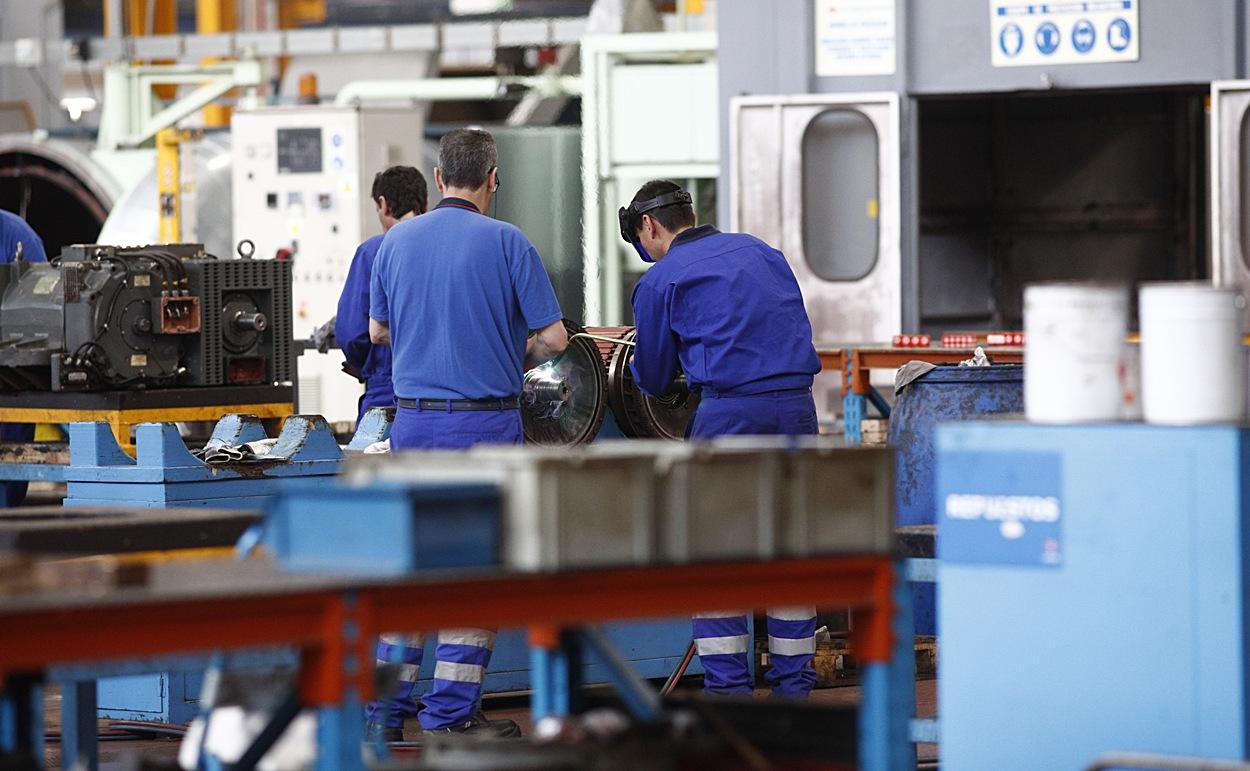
[0, 243, 293, 392]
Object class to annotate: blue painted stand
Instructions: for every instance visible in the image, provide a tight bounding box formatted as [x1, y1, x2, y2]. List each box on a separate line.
[938, 422, 1250, 769]
[65, 415, 343, 508]
[68, 411, 392, 729]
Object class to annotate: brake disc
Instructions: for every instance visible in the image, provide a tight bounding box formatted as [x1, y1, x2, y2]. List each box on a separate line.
[520, 320, 607, 446]
[606, 329, 700, 439]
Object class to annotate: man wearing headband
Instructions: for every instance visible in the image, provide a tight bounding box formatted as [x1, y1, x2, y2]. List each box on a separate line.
[620, 179, 822, 700]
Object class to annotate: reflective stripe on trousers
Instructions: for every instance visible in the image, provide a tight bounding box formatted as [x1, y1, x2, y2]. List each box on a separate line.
[692, 608, 817, 697]
[364, 628, 498, 730]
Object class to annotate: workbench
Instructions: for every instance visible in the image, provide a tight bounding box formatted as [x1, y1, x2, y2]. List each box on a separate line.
[0, 554, 914, 771]
[816, 345, 1025, 444]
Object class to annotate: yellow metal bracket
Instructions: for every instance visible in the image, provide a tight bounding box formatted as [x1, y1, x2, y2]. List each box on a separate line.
[156, 128, 202, 243]
[0, 402, 294, 455]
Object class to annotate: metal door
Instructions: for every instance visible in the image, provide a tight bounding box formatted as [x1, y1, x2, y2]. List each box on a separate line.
[730, 93, 902, 344]
[1212, 81, 1250, 297]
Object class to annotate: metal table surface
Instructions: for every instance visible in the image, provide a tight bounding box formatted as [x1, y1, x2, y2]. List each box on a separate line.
[0, 506, 261, 555]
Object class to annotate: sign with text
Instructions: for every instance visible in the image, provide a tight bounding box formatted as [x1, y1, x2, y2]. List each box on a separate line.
[816, 0, 897, 77]
[939, 451, 1064, 567]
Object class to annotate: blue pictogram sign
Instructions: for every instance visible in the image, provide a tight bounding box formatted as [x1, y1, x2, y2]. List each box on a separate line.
[1036, 21, 1061, 55]
[1107, 17, 1132, 52]
[1000, 22, 1024, 58]
[1072, 19, 1096, 53]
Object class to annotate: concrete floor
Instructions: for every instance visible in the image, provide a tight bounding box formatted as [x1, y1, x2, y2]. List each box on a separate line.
[43, 678, 938, 769]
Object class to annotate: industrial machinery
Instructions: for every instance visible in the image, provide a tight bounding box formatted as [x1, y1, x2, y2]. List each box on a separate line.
[0, 242, 292, 392]
[520, 322, 699, 446]
[231, 106, 424, 422]
[722, 3, 1224, 341]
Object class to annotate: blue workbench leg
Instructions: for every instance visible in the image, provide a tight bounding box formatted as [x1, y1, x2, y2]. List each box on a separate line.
[529, 626, 579, 722]
[60, 680, 97, 771]
[576, 628, 661, 723]
[0, 675, 44, 768]
[858, 563, 917, 771]
[315, 691, 364, 771]
[866, 387, 892, 419]
[844, 392, 867, 446]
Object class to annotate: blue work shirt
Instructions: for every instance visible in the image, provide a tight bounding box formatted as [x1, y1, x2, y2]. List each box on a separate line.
[0, 209, 42, 507]
[369, 197, 562, 400]
[630, 225, 820, 397]
[336, 235, 392, 387]
[0, 209, 47, 263]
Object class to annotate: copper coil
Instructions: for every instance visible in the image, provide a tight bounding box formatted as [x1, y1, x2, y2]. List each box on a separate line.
[583, 325, 634, 367]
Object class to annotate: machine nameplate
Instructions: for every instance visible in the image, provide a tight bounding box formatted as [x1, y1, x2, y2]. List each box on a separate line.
[939, 451, 1063, 567]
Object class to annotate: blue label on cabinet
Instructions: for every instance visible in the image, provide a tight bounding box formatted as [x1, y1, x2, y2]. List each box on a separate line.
[939, 451, 1063, 567]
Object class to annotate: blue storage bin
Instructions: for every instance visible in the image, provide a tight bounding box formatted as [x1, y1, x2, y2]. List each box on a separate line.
[264, 481, 502, 575]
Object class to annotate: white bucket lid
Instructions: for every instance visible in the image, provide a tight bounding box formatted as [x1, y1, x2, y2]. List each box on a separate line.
[1139, 282, 1245, 315]
[1025, 281, 1129, 313]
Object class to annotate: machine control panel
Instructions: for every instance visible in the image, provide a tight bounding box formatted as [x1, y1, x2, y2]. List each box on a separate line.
[231, 107, 422, 420]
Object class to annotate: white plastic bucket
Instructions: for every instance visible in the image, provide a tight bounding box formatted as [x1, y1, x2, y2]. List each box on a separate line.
[1024, 283, 1129, 423]
[1139, 283, 1246, 425]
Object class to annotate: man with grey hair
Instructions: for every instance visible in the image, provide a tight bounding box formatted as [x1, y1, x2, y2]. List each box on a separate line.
[367, 128, 567, 740]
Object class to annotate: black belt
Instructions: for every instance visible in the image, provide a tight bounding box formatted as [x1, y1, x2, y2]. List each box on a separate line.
[397, 397, 519, 412]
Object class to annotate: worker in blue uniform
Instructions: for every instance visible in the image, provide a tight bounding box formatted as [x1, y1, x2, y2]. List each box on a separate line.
[620, 180, 823, 698]
[336, 166, 427, 424]
[367, 128, 568, 740]
[0, 209, 46, 508]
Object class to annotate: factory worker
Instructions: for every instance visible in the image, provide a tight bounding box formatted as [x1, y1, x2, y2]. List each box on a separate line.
[366, 128, 567, 740]
[0, 209, 47, 507]
[621, 180, 823, 698]
[335, 166, 428, 425]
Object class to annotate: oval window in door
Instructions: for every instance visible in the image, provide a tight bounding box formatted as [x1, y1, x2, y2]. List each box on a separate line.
[1239, 107, 1250, 270]
[800, 109, 880, 282]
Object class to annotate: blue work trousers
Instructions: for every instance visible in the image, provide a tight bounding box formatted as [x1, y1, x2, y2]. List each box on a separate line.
[688, 388, 819, 439]
[357, 375, 396, 425]
[388, 406, 522, 451]
[688, 388, 819, 697]
[367, 406, 521, 730]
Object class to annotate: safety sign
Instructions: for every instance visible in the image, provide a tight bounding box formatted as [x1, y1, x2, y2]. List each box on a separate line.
[815, 0, 897, 77]
[990, 0, 1140, 68]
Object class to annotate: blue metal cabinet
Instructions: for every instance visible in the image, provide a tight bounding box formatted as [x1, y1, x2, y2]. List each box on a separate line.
[937, 422, 1250, 770]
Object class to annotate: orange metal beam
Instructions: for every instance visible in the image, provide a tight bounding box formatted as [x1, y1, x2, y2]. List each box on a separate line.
[850, 347, 1024, 394]
[0, 557, 896, 705]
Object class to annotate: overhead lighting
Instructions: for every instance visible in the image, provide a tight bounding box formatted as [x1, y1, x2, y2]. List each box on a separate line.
[60, 96, 97, 122]
[449, 0, 515, 15]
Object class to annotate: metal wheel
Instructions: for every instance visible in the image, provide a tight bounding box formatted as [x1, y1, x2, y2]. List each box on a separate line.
[520, 320, 608, 446]
[606, 329, 700, 439]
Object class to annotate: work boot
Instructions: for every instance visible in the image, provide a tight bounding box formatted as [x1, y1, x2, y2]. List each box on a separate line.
[423, 711, 521, 739]
[364, 721, 405, 743]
